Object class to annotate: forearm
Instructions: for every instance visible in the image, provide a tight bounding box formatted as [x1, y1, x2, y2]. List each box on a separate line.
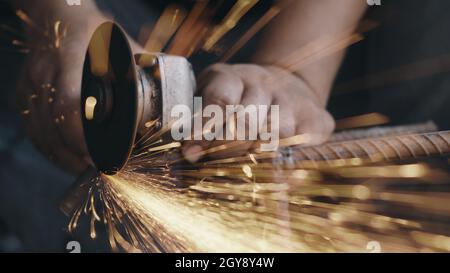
[253, 0, 367, 107]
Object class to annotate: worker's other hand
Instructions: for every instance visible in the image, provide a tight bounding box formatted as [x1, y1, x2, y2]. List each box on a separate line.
[16, 10, 115, 174]
[17, 10, 145, 174]
[182, 64, 335, 162]
[17, 13, 106, 174]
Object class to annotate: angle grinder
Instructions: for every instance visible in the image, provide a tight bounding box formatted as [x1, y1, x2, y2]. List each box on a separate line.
[60, 21, 195, 216]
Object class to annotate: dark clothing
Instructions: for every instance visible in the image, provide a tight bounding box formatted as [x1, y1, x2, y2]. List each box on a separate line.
[332, 0, 450, 129]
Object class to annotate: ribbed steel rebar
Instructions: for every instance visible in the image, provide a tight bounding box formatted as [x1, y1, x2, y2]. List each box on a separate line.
[329, 121, 437, 142]
[289, 130, 450, 163]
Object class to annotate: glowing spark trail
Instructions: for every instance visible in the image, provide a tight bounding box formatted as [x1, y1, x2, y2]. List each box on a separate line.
[203, 0, 259, 51]
[66, 123, 450, 253]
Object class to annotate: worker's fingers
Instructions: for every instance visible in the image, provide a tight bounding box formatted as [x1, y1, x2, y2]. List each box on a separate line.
[296, 107, 335, 146]
[182, 63, 335, 162]
[240, 86, 273, 136]
[273, 96, 298, 139]
[198, 64, 245, 107]
[183, 86, 274, 161]
[210, 86, 273, 158]
[183, 64, 244, 162]
[198, 67, 245, 155]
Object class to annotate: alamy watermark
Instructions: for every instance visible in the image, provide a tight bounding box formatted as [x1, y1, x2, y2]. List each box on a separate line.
[66, 241, 81, 253]
[65, 0, 81, 6]
[367, 0, 381, 6]
[170, 97, 280, 151]
[366, 241, 382, 253]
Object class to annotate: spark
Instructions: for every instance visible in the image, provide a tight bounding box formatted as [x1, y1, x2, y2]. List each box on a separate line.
[13, 10, 69, 52]
[147, 142, 181, 153]
[65, 123, 450, 253]
[242, 164, 253, 178]
[220, 6, 281, 62]
[16, 10, 43, 34]
[166, 0, 210, 57]
[203, 0, 259, 51]
[141, 5, 187, 55]
[53, 21, 62, 49]
[335, 113, 390, 130]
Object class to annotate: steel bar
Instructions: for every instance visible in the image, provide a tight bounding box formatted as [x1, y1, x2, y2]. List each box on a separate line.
[288, 130, 450, 164]
[329, 121, 437, 142]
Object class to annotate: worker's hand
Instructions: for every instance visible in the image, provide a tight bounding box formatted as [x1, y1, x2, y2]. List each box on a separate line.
[182, 63, 335, 162]
[17, 14, 104, 174]
[16, 10, 110, 174]
[17, 8, 146, 174]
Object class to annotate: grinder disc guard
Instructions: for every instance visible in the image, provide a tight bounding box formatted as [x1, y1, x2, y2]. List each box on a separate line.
[81, 22, 139, 174]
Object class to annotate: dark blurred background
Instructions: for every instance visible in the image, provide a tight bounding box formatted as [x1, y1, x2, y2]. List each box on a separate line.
[0, 0, 449, 252]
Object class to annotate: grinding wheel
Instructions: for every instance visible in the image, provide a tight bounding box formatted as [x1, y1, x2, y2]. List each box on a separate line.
[81, 22, 195, 174]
